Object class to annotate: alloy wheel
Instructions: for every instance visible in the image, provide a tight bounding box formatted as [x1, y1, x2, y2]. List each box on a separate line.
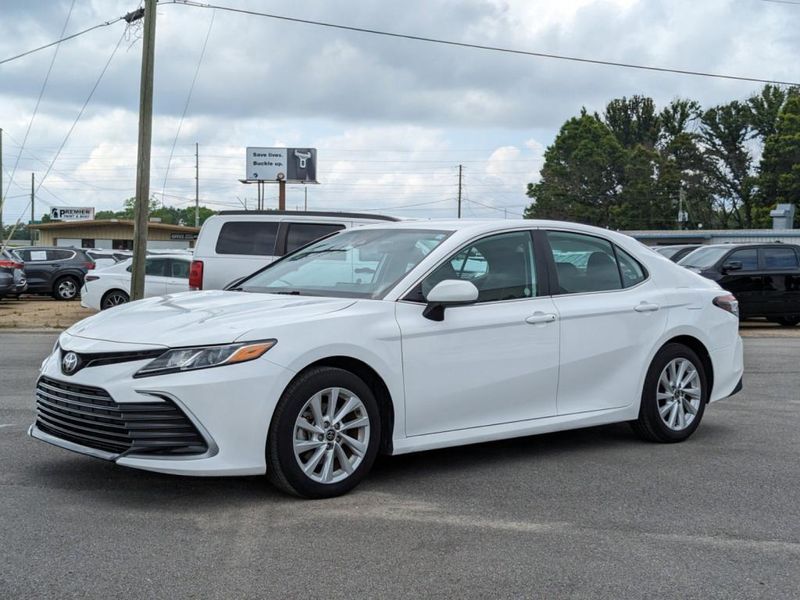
[293, 387, 370, 484]
[656, 358, 702, 431]
[57, 279, 77, 300]
[103, 292, 129, 309]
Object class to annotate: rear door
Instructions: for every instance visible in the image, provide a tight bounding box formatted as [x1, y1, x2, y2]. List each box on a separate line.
[164, 258, 191, 295]
[760, 246, 800, 317]
[543, 230, 667, 415]
[205, 220, 280, 289]
[718, 248, 762, 317]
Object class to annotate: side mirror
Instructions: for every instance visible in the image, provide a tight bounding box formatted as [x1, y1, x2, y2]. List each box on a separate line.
[422, 279, 479, 321]
[722, 261, 742, 273]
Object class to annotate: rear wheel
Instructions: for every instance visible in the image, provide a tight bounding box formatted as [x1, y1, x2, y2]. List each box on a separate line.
[101, 289, 130, 310]
[52, 276, 78, 301]
[267, 367, 380, 498]
[631, 343, 708, 443]
[772, 316, 800, 327]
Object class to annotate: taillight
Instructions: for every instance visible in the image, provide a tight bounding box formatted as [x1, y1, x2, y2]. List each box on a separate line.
[85, 275, 100, 282]
[189, 260, 203, 290]
[713, 294, 739, 317]
[85, 262, 95, 270]
[0, 260, 23, 269]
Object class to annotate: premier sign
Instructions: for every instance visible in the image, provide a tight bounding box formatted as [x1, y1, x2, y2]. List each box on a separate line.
[50, 207, 95, 222]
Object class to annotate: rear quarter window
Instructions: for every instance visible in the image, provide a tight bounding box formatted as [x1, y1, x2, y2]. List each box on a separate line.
[285, 223, 345, 254]
[215, 222, 279, 256]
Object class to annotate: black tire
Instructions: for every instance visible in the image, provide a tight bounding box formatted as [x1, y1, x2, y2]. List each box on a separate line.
[267, 366, 381, 499]
[101, 289, 130, 310]
[52, 276, 79, 301]
[630, 343, 708, 443]
[773, 316, 800, 327]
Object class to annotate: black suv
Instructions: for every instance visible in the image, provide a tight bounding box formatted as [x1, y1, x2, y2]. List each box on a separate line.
[12, 247, 95, 300]
[679, 243, 800, 326]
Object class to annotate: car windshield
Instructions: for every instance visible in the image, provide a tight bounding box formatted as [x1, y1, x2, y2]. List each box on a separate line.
[678, 246, 730, 268]
[238, 228, 451, 299]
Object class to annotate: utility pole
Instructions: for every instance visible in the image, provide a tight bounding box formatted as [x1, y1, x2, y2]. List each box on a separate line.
[304, 185, 307, 211]
[278, 179, 286, 211]
[457, 164, 463, 219]
[30, 173, 35, 245]
[130, 0, 156, 301]
[194, 142, 199, 227]
[0, 128, 4, 239]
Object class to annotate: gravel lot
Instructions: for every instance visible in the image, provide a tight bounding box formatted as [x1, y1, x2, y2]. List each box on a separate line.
[0, 332, 798, 599]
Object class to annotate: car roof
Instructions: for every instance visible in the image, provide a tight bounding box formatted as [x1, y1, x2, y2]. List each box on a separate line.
[351, 218, 632, 238]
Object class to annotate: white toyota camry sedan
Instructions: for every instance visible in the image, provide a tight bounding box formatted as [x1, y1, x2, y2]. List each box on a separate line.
[30, 220, 743, 498]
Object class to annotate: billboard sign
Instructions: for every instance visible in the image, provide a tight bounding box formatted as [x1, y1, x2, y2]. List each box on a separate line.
[50, 207, 95, 221]
[245, 147, 317, 183]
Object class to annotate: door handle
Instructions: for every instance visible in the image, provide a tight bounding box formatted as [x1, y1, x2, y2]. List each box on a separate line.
[525, 312, 557, 325]
[634, 302, 660, 313]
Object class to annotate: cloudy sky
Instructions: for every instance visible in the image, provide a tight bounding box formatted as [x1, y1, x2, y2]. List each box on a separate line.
[1, 0, 798, 226]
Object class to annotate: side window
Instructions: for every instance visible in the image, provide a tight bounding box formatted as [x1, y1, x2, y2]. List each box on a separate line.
[215, 221, 279, 256]
[422, 231, 537, 303]
[144, 258, 168, 277]
[761, 247, 799, 269]
[285, 223, 345, 254]
[546, 231, 622, 294]
[615, 247, 647, 288]
[15, 250, 31, 262]
[48, 250, 75, 261]
[28, 249, 49, 262]
[170, 260, 190, 279]
[724, 249, 758, 271]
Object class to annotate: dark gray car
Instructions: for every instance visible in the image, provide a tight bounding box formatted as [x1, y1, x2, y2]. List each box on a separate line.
[12, 247, 94, 300]
[0, 248, 28, 299]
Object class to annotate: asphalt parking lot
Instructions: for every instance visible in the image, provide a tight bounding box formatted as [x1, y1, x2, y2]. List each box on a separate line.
[1, 332, 798, 599]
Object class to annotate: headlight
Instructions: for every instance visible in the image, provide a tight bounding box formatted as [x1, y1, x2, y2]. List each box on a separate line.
[134, 340, 276, 378]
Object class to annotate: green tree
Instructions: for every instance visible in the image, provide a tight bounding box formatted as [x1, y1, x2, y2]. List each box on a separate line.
[603, 95, 661, 150]
[758, 90, 800, 225]
[700, 101, 757, 228]
[525, 112, 626, 227]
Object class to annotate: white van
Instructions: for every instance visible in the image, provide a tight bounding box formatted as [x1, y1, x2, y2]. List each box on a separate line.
[190, 211, 398, 290]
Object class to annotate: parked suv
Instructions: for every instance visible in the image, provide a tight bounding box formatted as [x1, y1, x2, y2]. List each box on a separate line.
[12, 247, 95, 300]
[190, 211, 398, 290]
[679, 243, 800, 326]
[0, 248, 27, 299]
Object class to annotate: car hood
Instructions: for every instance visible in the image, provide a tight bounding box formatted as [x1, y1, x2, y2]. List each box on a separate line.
[66, 290, 357, 347]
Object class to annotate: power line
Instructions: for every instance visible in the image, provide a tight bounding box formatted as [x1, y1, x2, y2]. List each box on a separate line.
[2, 27, 128, 245]
[3, 0, 76, 205]
[0, 15, 128, 67]
[161, 8, 216, 204]
[758, 0, 800, 5]
[170, 0, 800, 86]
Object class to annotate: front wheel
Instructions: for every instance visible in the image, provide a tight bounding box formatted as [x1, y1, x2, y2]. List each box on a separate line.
[631, 343, 708, 443]
[267, 367, 380, 498]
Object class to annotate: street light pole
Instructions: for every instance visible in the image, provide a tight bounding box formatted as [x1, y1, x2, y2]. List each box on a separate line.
[130, 0, 157, 301]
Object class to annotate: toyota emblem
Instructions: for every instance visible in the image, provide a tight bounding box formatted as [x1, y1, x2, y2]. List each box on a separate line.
[62, 352, 79, 375]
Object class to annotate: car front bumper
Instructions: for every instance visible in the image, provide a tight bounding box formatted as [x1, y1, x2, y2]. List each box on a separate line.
[29, 344, 297, 476]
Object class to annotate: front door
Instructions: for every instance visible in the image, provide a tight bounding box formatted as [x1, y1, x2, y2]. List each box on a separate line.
[397, 230, 560, 437]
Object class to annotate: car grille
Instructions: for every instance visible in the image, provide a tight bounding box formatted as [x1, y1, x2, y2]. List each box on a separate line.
[35, 376, 208, 456]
